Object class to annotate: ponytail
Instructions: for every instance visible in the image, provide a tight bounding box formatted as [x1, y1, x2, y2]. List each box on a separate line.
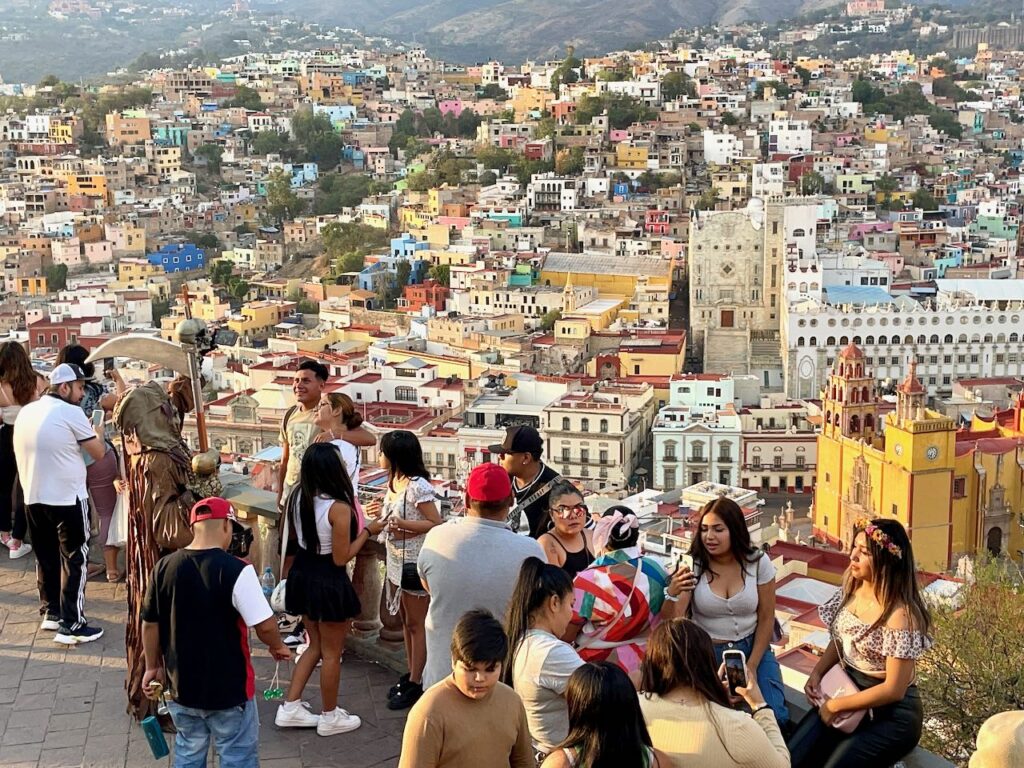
[504, 557, 574, 685]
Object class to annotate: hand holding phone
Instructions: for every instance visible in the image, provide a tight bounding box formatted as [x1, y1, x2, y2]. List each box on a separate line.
[722, 649, 748, 697]
[92, 409, 104, 428]
[669, 551, 694, 574]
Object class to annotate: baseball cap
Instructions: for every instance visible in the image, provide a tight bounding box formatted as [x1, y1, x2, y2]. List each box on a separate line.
[466, 463, 512, 503]
[49, 363, 87, 386]
[488, 425, 543, 456]
[190, 497, 237, 524]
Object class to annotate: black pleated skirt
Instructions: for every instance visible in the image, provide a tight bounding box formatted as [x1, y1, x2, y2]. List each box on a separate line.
[285, 548, 361, 622]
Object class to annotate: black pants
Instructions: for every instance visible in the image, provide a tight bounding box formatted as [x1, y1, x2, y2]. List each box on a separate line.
[26, 499, 90, 630]
[788, 668, 924, 768]
[0, 424, 27, 541]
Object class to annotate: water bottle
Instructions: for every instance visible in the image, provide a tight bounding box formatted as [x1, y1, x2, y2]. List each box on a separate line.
[261, 566, 276, 599]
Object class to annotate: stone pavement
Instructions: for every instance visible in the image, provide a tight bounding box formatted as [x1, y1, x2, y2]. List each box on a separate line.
[0, 554, 405, 768]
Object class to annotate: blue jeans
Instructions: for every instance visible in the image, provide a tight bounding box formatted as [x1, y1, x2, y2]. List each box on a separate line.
[167, 698, 259, 768]
[713, 634, 789, 726]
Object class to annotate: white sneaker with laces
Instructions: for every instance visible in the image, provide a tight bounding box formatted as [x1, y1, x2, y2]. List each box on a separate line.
[316, 708, 361, 736]
[9, 542, 32, 560]
[274, 700, 320, 728]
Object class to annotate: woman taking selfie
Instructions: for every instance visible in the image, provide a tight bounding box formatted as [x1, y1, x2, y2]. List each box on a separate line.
[374, 430, 442, 710]
[538, 481, 594, 578]
[542, 661, 670, 768]
[505, 556, 584, 758]
[0, 341, 40, 559]
[675, 498, 788, 726]
[566, 506, 689, 678]
[639, 619, 789, 768]
[275, 443, 388, 736]
[788, 518, 932, 768]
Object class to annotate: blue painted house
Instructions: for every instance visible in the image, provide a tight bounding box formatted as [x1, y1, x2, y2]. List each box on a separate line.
[147, 243, 205, 273]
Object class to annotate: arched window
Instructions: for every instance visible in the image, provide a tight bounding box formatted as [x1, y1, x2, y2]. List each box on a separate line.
[798, 337, 805, 347]
[853, 335, 862, 345]
[852, 388, 860, 403]
[878, 335, 888, 345]
[930, 335, 939, 344]
[793, 228, 806, 237]
[840, 336, 849, 346]
[850, 414, 861, 433]
[1011, 333, 1020, 343]
[827, 336, 836, 346]
[984, 334, 993, 343]
[944, 334, 953, 344]
[600, 419, 608, 433]
[904, 335, 913, 345]
[862, 386, 870, 401]
[865, 414, 874, 431]
[825, 410, 832, 425]
[581, 418, 590, 432]
[810, 336, 818, 346]
[959, 334, 968, 343]
[866, 335, 875, 345]
[917, 335, 926, 345]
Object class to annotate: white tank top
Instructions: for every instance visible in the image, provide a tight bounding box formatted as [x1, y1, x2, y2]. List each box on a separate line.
[295, 495, 336, 554]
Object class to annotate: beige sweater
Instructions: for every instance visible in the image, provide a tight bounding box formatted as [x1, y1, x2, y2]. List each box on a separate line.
[639, 694, 790, 768]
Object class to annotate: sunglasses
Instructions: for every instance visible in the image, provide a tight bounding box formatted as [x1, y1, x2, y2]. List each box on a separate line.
[550, 504, 588, 519]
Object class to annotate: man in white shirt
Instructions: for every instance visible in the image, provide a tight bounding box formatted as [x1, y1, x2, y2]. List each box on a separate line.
[13, 363, 107, 644]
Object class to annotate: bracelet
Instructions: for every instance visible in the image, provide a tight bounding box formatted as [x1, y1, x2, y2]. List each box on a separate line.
[751, 704, 772, 716]
[664, 592, 681, 602]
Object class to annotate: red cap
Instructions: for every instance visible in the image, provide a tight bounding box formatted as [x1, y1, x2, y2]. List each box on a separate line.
[466, 463, 512, 503]
[190, 497, 236, 524]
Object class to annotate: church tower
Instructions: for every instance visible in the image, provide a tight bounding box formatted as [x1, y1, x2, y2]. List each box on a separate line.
[821, 342, 879, 443]
[894, 359, 926, 427]
[562, 272, 577, 313]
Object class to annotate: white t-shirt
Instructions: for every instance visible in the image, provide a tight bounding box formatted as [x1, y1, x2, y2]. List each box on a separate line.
[231, 563, 275, 627]
[13, 394, 97, 506]
[690, 553, 776, 643]
[512, 629, 585, 753]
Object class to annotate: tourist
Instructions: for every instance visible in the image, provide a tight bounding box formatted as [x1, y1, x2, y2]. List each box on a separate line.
[275, 443, 388, 736]
[538, 480, 594, 578]
[57, 344, 126, 581]
[0, 341, 42, 560]
[141, 497, 291, 767]
[490, 425, 561, 537]
[13, 363, 107, 643]
[676, 497, 788, 726]
[566, 506, 688, 678]
[788, 518, 933, 768]
[418, 462, 544, 689]
[541, 661, 671, 768]
[398, 609, 534, 768]
[374, 430, 442, 710]
[311, 391, 367, 489]
[505, 556, 584, 760]
[638, 619, 789, 768]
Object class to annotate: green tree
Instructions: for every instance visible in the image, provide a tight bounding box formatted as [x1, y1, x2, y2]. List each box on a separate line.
[229, 85, 263, 111]
[264, 168, 305, 224]
[392, 260, 413, 302]
[45, 263, 68, 291]
[555, 146, 585, 176]
[912, 188, 939, 211]
[337, 251, 366, 273]
[252, 131, 290, 157]
[405, 170, 436, 192]
[799, 171, 825, 194]
[152, 300, 171, 323]
[314, 173, 372, 214]
[478, 170, 498, 186]
[720, 111, 738, 126]
[291, 109, 343, 167]
[476, 145, 516, 173]
[795, 66, 812, 87]
[194, 233, 221, 250]
[695, 187, 719, 210]
[428, 264, 451, 286]
[38, 74, 60, 88]
[227, 277, 250, 301]
[322, 222, 388, 258]
[209, 259, 234, 285]
[918, 556, 1024, 765]
[456, 109, 482, 138]
[661, 71, 696, 101]
[479, 83, 508, 101]
[755, 80, 791, 100]
[540, 309, 562, 331]
[194, 144, 223, 174]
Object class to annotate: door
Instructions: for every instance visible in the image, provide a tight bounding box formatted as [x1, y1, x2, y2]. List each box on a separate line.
[721, 309, 734, 328]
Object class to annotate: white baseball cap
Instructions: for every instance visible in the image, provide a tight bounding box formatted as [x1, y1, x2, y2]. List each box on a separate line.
[49, 363, 87, 386]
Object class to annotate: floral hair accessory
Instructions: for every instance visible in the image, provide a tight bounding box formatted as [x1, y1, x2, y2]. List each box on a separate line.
[855, 519, 903, 559]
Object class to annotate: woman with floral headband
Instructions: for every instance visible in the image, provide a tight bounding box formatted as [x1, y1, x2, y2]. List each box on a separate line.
[563, 505, 690, 678]
[788, 518, 933, 768]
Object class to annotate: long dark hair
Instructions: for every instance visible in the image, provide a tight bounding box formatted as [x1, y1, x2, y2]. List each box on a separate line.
[0, 341, 38, 405]
[289, 442, 356, 555]
[558, 662, 654, 768]
[689, 497, 760, 582]
[57, 343, 96, 379]
[842, 518, 932, 635]
[503, 557, 573, 685]
[380, 429, 429, 488]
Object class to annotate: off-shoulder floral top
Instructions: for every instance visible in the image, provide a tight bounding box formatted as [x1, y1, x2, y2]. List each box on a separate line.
[819, 590, 932, 678]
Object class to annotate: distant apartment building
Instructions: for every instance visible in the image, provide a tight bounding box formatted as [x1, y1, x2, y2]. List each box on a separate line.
[146, 243, 205, 273]
[526, 173, 579, 213]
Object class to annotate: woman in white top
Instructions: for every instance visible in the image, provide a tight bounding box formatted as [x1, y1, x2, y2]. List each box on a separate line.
[505, 556, 584, 759]
[311, 392, 364, 489]
[674, 498, 788, 726]
[639, 618, 789, 768]
[368, 429, 441, 711]
[0, 341, 41, 559]
[276, 443, 388, 737]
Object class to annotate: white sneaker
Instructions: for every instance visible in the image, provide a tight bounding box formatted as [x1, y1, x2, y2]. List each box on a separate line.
[39, 614, 60, 631]
[9, 542, 32, 560]
[274, 700, 320, 728]
[316, 708, 361, 736]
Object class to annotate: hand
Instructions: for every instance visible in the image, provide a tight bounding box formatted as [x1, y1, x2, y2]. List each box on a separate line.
[142, 667, 165, 701]
[734, 665, 767, 711]
[818, 696, 840, 726]
[276, 494, 284, 513]
[313, 432, 331, 444]
[366, 518, 386, 536]
[114, 478, 127, 494]
[666, 566, 697, 597]
[805, 670, 824, 707]
[364, 499, 383, 518]
[269, 643, 291, 661]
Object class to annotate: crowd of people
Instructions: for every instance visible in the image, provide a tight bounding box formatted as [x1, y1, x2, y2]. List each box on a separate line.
[3, 347, 1021, 767]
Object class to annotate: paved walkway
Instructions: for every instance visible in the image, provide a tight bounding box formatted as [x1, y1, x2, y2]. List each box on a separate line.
[0, 555, 405, 768]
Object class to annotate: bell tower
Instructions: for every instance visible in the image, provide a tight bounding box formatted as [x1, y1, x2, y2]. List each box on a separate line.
[895, 359, 926, 427]
[821, 342, 879, 443]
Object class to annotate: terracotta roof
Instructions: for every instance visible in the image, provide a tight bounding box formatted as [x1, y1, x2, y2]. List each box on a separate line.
[838, 341, 863, 360]
[898, 359, 925, 394]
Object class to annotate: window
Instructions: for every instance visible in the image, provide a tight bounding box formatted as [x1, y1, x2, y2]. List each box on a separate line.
[600, 419, 608, 433]
[599, 449, 608, 465]
[796, 455, 805, 468]
[953, 477, 966, 499]
[663, 468, 676, 489]
[562, 447, 570, 462]
[752, 455, 761, 468]
[773, 456, 782, 469]
[395, 386, 416, 402]
[691, 443, 704, 461]
[581, 449, 589, 465]
[562, 417, 570, 431]
[581, 418, 589, 432]
[664, 442, 676, 460]
[891, 503, 898, 516]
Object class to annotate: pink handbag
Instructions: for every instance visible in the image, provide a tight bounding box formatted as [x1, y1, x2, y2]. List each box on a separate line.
[819, 663, 866, 734]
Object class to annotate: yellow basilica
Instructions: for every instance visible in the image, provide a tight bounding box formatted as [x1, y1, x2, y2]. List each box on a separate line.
[813, 343, 1023, 572]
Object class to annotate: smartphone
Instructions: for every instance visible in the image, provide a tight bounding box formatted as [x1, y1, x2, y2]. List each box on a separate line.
[723, 649, 747, 696]
[103, 357, 115, 373]
[91, 409, 104, 427]
[670, 551, 694, 573]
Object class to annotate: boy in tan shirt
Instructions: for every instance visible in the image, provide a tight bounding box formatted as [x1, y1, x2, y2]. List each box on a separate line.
[399, 610, 534, 768]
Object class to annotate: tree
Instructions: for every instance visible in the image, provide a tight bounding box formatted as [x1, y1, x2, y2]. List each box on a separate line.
[229, 85, 263, 111]
[392, 260, 413, 302]
[555, 147, 585, 176]
[209, 259, 234, 285]
[429, 264, 451, 286]
[661, 71, 696, 101]
[912, 188, 939, 211]
[337, 251, 366, 274]
[795, 66, 812, 88]
[917, 556, 1024, 765]
[38, 74, 60, 88]
[478, 170, 498, 186]
[291, 109, 342, 167]
[479, 83, 508, 101]
[264, 168, 305, 224]
[720, 111, 738, 126]
[314, 173, 371, 214]
[45, 264, 68, 291]
[405, 170, 436, 192]
[152, 300, 171, 323]
[476, 145, 516, 173]
[695, 187, 719, 211]
[755, 80, 790, 100]
[194, 233, 221, 250]
[252, 131, 290, 157]
[540, 309, 562, 331]
[227, 277, 250, 301]
[456, 109, 482, 138]
[194, 144, 223, 174]
[799, 171, 825, 195]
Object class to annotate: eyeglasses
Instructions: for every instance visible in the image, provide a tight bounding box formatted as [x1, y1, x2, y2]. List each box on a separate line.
[550, 504, 588, 519]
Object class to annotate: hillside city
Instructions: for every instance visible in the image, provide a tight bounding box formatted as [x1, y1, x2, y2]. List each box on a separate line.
[0, 1, 1022, 766]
